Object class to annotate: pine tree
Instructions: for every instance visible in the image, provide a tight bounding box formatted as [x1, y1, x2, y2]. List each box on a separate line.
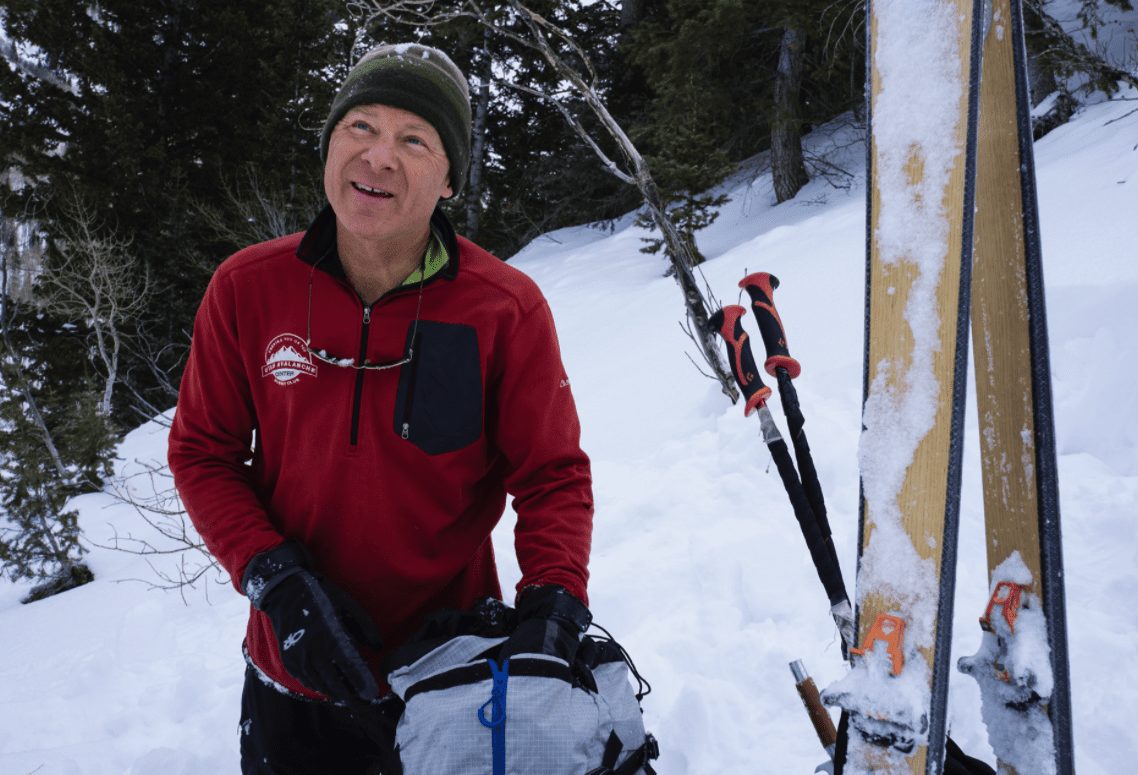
[624, 0, 750, 263]
[0, 0, 353, 424]
[0, 1, 354, 597]
[620, 0, 867, 233]
[411, 0, 636, 256]
[0, 305, 109, 601]
[1023, 0, 1138, 137]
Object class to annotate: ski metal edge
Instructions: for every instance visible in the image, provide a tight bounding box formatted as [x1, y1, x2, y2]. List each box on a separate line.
[1011, 0, 1074, 760]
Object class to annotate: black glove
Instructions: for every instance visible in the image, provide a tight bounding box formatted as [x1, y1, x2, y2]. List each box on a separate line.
[243, 541, 382, 703]
[499, 585, 592, 663]
[944, 737, 996, 775]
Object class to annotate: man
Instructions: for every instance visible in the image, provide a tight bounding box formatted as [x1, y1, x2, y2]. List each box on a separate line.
[168, 43, 594, 773]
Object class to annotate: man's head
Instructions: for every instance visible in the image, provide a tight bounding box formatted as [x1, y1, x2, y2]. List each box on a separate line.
[321, 43, 472, 198]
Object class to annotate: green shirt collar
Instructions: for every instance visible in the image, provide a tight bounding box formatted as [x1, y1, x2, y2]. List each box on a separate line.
[400, 227, 449, 287]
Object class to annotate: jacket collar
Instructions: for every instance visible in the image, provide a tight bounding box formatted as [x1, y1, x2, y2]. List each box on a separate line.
[295, 203, 461, 284]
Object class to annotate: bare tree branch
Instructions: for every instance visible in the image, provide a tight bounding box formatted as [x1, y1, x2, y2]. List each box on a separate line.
[36, 188, 151, 417]
[194, 164, 317, 249]
[497, 79, 635, 184]
[94, 458, 224, 601]
[350, 0, 739, 402]
[1026, 0, 1138, 94]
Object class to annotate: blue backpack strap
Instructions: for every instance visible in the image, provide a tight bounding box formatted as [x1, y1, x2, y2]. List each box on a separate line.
[478, 658, 510, 775]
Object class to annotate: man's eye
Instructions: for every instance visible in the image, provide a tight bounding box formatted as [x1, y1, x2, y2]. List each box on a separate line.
[349, 120, 371, 132]
[405, 136, 424, 146]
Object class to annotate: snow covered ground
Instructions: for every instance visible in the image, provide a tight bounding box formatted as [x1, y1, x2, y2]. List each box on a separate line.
[2, 92, 1137, 774]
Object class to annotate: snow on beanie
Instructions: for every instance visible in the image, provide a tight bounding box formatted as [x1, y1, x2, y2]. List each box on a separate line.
[321, 43, 472, 198]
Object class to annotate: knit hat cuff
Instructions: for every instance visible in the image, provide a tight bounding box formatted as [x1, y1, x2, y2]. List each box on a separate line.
[321, 56, 472, 197]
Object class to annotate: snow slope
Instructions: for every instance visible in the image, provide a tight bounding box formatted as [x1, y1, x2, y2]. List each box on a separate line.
[2, 93, 1137, 774]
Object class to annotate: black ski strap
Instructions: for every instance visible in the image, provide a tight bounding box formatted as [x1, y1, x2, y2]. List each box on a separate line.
[585, 732, 660, 775]
[833, 709, 848, 775]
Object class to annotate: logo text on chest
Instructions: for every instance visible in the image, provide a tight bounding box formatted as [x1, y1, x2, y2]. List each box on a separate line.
[262, 333, 318, 386]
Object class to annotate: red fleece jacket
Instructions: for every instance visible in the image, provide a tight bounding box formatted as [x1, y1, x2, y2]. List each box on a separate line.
[168, 211, 592, 698]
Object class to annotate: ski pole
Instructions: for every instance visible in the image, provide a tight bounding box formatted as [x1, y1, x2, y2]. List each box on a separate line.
[740, 272, 820, 520]
[740, 274, 853, 652]
[710, 307, 854, 652]
[790, 659, 838, 773]
[709, 305, 774, 427]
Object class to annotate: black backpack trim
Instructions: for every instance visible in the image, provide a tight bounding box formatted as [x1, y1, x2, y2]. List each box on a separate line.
[402, 656, 575, 704]
[585, 731, 661, 775]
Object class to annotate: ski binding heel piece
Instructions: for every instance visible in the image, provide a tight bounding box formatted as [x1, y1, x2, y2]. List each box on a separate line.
[821, 613, 929, 755]
[958, 578, 1052, 708]
[849, 612, 905, 676]
[958, 558, 1059, 774]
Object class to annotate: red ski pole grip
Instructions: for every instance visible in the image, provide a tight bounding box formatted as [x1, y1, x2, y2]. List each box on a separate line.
[709, 306, 771, 416]
[739, 272, 802, 379]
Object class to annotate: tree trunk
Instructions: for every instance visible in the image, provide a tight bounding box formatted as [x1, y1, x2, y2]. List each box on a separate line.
[620, 0, 648, 30]
[1022, 1, 1059, 106]
[102, 337, 120, 417]
[771, 27, 809, 204]
[634, 166, 737, 401]
[465, 29, 492, 240]
[1021, 1, 1078, 138]
[0, 248, 74, 572]
[515, 0, 738, 401]
[354, 0, 739, 402]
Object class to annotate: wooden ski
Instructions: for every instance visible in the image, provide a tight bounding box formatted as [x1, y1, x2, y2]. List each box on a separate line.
[823, 1, 983, 772]
[958, 1, 1074, 772]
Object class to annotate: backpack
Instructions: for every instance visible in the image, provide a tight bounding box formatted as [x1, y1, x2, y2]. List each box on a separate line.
[384, 598, 659, 775]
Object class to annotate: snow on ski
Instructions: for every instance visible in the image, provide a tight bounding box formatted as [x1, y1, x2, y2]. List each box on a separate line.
[958, 555, 1057, 774]
[958, 0, 1073, 772]
[822, 1, 983, 773]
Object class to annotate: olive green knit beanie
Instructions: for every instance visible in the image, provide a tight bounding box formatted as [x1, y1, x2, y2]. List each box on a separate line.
[321, 43, 472, 198]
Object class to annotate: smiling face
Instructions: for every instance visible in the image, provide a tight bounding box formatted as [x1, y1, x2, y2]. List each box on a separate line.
[323, 103, 453, 260]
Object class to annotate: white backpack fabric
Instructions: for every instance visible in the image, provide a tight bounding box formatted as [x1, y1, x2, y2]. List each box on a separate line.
[385, 603, 658, 775]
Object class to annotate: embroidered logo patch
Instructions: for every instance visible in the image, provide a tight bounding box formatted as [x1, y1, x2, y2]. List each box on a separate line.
[261, 333, 317, 386]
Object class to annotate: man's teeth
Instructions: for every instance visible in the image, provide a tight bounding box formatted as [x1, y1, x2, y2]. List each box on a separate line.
[353, 182, 392, 196]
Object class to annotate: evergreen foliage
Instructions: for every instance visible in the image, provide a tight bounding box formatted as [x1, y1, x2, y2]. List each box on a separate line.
[623, 0, 752, 261]
[376, 0, 638, 256]
[1024, 0, 1138, 139]
[0, 306, 112, 590]
[0, 0, 1129, 597]
[0, 0, 352, 597]
[0, 0, 352, 425]
[622, 0, 863, 260]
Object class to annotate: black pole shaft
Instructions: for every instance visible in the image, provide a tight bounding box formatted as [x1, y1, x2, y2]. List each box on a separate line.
[768, 435, 848, 610]
[775, 368, 841, 583]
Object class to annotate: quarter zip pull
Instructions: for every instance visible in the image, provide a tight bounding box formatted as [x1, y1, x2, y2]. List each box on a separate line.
[349, 302, 374, 447]
[399, 330, 422, 443]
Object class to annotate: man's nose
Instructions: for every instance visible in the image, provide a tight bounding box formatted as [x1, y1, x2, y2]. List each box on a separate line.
[362, 135, 398, 169]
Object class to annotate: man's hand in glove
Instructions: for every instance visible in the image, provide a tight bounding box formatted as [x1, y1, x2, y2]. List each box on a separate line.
[499, 585, 592, 663]
[243, 541, 382, 703]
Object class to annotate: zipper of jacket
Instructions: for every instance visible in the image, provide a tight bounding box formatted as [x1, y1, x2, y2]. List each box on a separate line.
[349, 304, 373, 447]
[342, 250, 443, 447]
[400, 328, 422, 439]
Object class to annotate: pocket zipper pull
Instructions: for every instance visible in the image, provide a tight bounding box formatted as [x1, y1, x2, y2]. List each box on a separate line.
[401, 422, 410, 440]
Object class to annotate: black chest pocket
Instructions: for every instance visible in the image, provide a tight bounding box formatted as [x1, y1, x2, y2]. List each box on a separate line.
[393, 320, 483, 455]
